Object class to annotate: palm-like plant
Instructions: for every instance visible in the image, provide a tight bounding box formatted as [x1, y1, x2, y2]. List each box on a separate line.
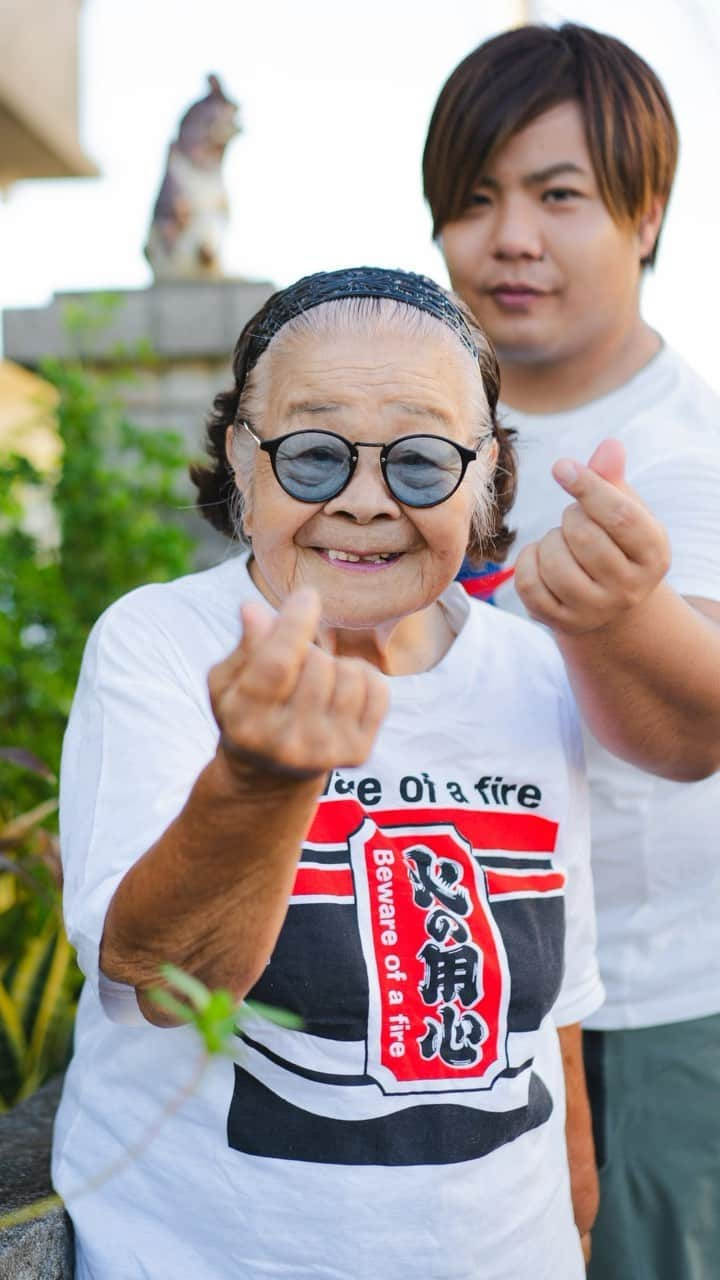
[0, 749, 81, 1111]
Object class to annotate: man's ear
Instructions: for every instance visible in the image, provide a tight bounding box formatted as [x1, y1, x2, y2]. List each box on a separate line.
[637, 198, 665, 263]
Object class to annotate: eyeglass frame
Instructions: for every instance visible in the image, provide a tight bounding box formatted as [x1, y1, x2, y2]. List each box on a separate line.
[239, 420, 480, 509]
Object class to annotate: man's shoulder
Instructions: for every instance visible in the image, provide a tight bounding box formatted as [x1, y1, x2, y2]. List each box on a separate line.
[622, 343, 717, 427]
[617, 346, 720, 481]
[465, 594, 571, 697]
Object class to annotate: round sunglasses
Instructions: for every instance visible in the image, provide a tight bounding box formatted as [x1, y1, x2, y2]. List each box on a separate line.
[241, 422, 478, 508]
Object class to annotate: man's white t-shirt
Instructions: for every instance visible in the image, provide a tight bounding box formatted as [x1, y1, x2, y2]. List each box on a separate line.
[495, 345, 720, 1030]
[54, 555, 602, 1280]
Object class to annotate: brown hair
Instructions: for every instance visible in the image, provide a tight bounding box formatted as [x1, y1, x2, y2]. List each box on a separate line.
[191, 293, 517, 564]
[423, 23, 678, 266]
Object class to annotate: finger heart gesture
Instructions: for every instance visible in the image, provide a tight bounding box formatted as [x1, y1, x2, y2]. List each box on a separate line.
[515, 439, 671, 635]
[208, 588, 389, 780]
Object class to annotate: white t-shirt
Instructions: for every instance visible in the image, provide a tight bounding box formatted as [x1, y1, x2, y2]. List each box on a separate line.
[54, 554, 602, 1280]
[494, 345, 720, 1030]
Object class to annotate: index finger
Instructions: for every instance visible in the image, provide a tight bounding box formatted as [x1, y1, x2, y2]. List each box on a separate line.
[552, 460, 655, 563]
[240, 587, 324, 700]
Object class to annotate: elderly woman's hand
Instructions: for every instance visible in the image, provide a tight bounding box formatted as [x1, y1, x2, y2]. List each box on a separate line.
[208, 588, 389, 781]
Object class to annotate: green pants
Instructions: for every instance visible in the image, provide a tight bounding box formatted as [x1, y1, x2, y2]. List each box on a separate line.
[584, 1012, 720, 1280]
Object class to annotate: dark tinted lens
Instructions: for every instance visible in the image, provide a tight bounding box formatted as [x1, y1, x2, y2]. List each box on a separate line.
[274, 432, 352, 501]
[385, 436, 465, 506]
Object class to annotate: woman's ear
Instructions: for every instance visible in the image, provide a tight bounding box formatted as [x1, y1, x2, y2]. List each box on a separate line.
[225, 424, 253, 535]
[225, 424, 235, 468]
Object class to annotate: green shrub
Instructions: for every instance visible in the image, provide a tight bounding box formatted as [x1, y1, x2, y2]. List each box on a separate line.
[0, 334, 196, 1101]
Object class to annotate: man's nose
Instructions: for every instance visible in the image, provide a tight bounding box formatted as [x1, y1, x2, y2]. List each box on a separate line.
[492, 195, 544, 262]
[322, 452, 401, 523]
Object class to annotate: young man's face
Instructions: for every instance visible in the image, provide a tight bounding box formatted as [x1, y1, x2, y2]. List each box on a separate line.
[439, 101, 660, 369]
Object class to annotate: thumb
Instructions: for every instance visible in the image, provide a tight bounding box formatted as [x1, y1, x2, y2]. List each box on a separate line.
[239, 599, 276, 651]
[586, 437, 627, 489]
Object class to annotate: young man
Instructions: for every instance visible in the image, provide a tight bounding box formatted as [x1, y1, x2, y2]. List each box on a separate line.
[423, 23, 720, 1280]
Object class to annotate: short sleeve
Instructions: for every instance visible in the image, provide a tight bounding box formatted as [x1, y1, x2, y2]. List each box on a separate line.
[551, 684, 604, 1027]
[633, 450, 720, 603]
[59, 589, 221, 1022]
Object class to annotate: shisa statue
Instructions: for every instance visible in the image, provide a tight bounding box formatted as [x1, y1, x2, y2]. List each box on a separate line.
[144, 75, 241, 282]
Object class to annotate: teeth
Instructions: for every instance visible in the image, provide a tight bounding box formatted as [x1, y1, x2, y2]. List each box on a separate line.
[326, 549, 396, 563]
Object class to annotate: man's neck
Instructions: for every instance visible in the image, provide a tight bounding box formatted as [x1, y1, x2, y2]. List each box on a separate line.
[498, 318, 662, 415]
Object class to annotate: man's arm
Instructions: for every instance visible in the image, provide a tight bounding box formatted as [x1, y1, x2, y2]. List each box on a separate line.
[101, 590, 388, 1024]
[558, 1022, 598, 1264]
[514, 439, 720, 782]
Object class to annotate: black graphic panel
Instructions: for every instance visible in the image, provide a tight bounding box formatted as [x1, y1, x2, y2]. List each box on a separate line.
[227, 1065, 552, 1166]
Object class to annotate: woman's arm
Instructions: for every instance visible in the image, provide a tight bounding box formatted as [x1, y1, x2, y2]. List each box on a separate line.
[100, 589, 388, 1024]
[514, 439, 720, 781]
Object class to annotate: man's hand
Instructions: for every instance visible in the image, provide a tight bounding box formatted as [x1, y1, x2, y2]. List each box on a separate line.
[208, 588, 389, 780]
[514, 439, 670, 636]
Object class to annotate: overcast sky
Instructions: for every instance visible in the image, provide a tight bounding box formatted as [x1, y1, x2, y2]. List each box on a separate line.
[2, 0, 719, 388]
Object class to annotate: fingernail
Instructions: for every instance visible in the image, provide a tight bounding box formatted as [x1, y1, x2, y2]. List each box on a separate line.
[554, 460, 579, 485]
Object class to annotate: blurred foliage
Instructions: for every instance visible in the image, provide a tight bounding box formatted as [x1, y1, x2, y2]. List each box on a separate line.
[0, 301, 196, 1102]
[0, 750, 79, 1110]
[0, 303, 195, 814]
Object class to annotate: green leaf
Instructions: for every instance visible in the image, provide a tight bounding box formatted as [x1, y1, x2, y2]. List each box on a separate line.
[159, 963, 211, 1011]
[0, 980, 26, 1104]
[26, 928, 74, 1077]
[0, 799, 58, 847]
[0, 749, 55, 781]
[146, 989, 195, 1024]
[243, 999, 303, 1030]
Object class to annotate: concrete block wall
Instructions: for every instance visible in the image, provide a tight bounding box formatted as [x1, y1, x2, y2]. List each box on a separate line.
[2, 279, 276, 564]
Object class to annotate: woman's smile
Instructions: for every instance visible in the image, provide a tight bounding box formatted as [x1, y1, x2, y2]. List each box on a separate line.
[312, 546, 404, 570]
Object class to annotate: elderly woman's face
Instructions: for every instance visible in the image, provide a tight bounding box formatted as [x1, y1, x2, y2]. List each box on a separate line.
[238, 326, 489, 630]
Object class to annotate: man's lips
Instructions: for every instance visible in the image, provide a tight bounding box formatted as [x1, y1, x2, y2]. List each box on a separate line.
[486, 283, 551, 311]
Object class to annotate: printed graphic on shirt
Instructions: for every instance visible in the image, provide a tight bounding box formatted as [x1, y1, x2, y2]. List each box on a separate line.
[354, 819, 512, 1093]
[229, 797, 565, 1165]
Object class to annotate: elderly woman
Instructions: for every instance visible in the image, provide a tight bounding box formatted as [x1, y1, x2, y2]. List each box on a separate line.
[53, 267, 602, 1280]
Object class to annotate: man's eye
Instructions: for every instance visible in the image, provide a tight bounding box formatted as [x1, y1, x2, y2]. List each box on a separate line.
[468, 191, 492, 208]
[543, 188, 581, 204]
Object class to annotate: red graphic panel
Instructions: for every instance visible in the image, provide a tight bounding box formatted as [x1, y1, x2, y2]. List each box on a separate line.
[351, 820, 511, 1094]
[306, 800, 558, 854]
[290, 865, 354, 902]
[485, 868, 565, 899]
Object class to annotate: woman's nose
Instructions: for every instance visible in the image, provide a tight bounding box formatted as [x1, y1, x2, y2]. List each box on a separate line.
[322, 451, 402, 523]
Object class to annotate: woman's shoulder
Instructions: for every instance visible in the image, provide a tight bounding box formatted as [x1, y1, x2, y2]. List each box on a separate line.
[84, 554, 254, 679]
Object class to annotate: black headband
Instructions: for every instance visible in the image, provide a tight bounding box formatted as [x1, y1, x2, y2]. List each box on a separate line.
[242, 266, 479, 375]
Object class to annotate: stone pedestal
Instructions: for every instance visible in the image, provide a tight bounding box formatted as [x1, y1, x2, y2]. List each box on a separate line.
[0, 1077, 72, 1279]
[2, 279, 276, 563]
